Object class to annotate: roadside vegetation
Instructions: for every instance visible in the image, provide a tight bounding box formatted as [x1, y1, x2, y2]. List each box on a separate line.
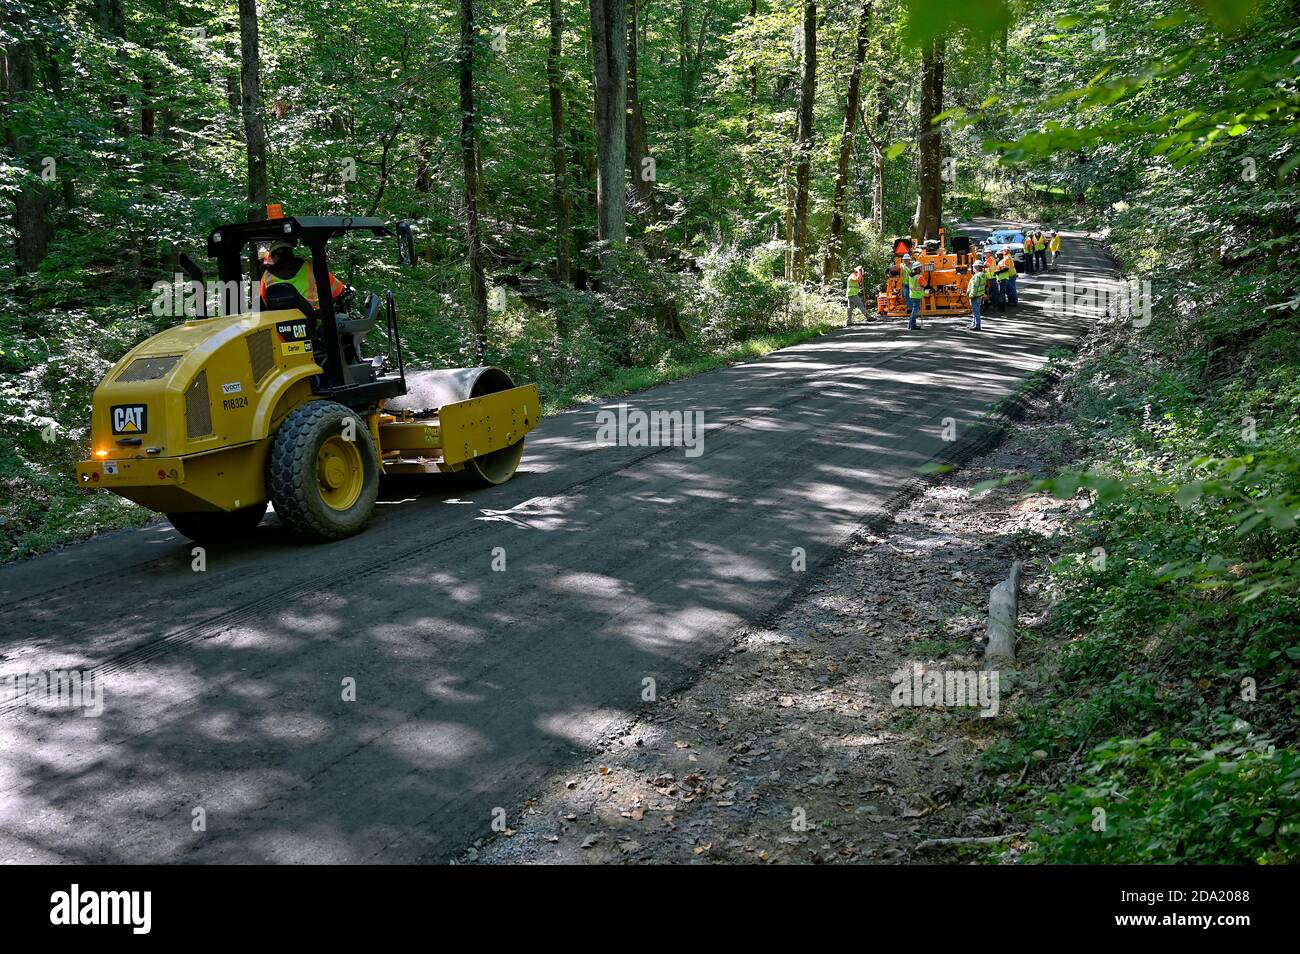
[977, 283, 1299, 863]
[959, 0, 1300, 864]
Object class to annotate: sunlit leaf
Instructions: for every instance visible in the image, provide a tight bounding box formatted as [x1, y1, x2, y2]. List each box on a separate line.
[1191, 0, 1264, 33]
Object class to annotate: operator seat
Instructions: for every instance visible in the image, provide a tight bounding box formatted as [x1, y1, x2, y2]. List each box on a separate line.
[262, 281, 316, 319]
[337, 292, 384, 371]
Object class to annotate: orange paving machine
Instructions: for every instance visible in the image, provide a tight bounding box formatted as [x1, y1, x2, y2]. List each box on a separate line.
[876, 229, 979, 319]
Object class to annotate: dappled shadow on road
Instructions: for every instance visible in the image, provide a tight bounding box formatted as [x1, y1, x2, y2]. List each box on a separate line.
[469, 374, 1088, 865]
[0, 235, 1108, 863]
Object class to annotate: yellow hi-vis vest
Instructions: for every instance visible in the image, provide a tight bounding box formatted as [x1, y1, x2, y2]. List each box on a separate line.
[260, 260, 343, 307]
[905, 271, 926, 300]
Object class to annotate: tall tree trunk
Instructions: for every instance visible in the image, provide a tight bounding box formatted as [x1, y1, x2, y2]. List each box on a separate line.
[871, 139, 884, 231]
[41, 41, 76, 210]
[140, 0, 156, 140]
[226, 73, 241, 116]
[548, 0, 571, 283]
[745, 0, 758, 138]
[677, 4, 712, 113]
[870, 73, 891, 231]
[3, 32, 52, 273]
[677, 3, 689, 100]
[415, 137, 434, 193]
[141, 77, 156, 138]
[238, 0, 268, 221]
[629, 0, 681, 337]
[626, 0, 657, 234]
[568, 85, 597, 288]
[158, 0, 175, 146]
[589, 0, 628, 251]
[822, 0, 871, 281]
[912, 37, 943, 242]
[789, 0, 816, 281]
[98, 0, 129, 137]
[783, 162, 794, 276]
[459, 0, 489, 361]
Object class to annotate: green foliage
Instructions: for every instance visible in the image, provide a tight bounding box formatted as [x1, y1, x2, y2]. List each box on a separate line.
[944, 0, 1300, 865]
[977, 289, 1300, 861]
[689, 244, 796, 347]
[1032, 724, 1298, 864]
[903, 0, 1011, 48]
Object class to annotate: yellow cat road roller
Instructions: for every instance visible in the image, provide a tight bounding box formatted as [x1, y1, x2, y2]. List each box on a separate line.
[76, 213, 539, 544]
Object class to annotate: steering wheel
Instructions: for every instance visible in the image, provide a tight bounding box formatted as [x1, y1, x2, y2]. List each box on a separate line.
[335, 287, 356, 315]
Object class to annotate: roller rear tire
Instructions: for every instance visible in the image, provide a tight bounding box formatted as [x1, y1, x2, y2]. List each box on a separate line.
[268, 400, 380, 542]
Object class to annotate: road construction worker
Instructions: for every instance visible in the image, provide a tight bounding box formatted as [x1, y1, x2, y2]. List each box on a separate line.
[894, 253, 914, 308]
[984, 247, 1003, 308]
[846, 265, 872, 326]
[967, 259, 988, 331]
[1049, 230, 1062, 270]
[991, 249, 1007, 312]
[999, 248, 1018, 306]
[1033, 231, 1048, 273]
[259, 239, 345, 309]
[905, 262, 929, 330]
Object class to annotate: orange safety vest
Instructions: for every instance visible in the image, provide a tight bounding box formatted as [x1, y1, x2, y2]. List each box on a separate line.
[260, 259, 344, 307]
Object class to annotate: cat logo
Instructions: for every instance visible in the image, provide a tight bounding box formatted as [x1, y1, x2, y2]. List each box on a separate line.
[110, 404, 148, 435]
[276, 320, 313, 357]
